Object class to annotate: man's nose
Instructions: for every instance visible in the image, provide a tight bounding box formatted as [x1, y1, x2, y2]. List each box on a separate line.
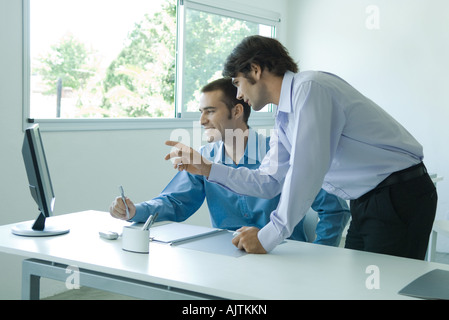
[236, 88, 243, 100]
[200, 112, 207, 125]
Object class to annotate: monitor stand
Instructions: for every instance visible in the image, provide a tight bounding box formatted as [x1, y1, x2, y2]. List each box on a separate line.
[11, 213, 70, 237]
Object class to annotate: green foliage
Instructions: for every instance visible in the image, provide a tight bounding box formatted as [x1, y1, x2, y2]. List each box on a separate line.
[34, 0, 266, 118]
[183, 10, 258, 111]
[102, 0, 176, 118]
[36, 33, 94, 94]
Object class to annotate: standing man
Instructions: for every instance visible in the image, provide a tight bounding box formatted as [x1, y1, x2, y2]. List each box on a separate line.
[111, 78, 350, 246]
[166, 36, 437, 260]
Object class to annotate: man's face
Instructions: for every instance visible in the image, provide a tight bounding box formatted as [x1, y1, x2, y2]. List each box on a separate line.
[232, 71, 268, 111]
[199, 90, 236, 143]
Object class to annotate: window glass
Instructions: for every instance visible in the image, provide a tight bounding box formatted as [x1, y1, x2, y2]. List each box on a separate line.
[29, 0, 176, 119]
[27, 0, 278, 124]
[181, 7, 276, 113]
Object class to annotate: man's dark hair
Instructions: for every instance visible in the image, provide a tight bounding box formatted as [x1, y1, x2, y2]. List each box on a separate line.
[201, 78, 251, 125]
[223, 35, 299, 78]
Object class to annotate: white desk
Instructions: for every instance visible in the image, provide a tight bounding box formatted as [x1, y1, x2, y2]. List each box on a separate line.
[1, 210, 449, 300]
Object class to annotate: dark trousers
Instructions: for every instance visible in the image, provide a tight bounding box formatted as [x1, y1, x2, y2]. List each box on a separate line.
[345, 163, 438, 260]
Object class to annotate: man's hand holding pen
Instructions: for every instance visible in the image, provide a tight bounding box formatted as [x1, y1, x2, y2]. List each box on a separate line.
[110, 196, 136, 221]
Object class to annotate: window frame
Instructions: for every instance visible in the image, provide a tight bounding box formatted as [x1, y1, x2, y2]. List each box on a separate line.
[22, 0, 280, 132]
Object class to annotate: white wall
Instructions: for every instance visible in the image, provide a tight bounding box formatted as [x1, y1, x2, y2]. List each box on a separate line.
[0, 0, 287, 299]
[287, 0, 449, 249]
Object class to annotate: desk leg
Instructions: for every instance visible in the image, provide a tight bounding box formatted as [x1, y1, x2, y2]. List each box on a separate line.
[427, 230, 438, 262]
[22, 260, 41, 300]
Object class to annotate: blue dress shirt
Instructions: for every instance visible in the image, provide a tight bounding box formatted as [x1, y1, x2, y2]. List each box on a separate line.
[133, 128, 350, 246]
[208, 71, 423, 252]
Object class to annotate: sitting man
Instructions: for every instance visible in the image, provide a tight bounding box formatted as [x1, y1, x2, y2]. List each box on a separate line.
[109, 78, 350, 246]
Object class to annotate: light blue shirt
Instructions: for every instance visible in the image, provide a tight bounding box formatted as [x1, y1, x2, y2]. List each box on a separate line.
[133, 128, 350, 245]
[208, 71, 423, 252]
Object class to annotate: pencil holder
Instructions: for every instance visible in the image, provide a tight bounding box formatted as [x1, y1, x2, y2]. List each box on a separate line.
[122, 226, 150, 254]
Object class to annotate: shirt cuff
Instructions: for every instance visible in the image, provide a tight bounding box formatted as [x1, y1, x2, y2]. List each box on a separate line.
[132, 203, 150, 223]
[258, 222, 285, 253]
[208, 163, 229, 183]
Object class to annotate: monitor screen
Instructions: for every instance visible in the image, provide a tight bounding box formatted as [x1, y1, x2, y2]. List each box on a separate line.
[12, 124, 69, 237]
[23, 124, 55, 219]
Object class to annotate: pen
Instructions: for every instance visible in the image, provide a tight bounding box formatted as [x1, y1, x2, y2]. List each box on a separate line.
[119, 185, 130, 220]
[142, 212, 159, 231]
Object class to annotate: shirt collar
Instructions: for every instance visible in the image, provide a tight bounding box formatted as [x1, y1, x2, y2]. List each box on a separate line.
[211, 128, 260, 165]
[277, 71, 295, 114]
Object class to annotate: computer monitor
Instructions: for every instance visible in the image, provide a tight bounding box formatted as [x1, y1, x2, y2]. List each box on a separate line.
[12, 124, 69, 237]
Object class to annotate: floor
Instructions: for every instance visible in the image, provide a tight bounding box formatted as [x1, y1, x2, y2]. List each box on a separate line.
[44, 252, 449, 300]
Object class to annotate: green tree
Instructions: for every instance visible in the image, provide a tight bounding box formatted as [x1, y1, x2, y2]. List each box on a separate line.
[102, 0, 260, 117]
[31, 1, 268, 118]
[36, 33, 95, 94]
[102, 0, 176, 117]
[183, 10, 258, 111]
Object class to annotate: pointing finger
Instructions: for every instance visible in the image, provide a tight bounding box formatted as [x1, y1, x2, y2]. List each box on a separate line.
[165, 140, 188, 149]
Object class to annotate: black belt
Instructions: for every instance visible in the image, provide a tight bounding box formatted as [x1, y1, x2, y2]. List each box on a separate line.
[376, 162, 427, 189]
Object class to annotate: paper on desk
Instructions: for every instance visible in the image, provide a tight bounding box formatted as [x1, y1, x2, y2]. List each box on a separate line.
[149, 222, 225, 245]
[177, 230, 247, 258]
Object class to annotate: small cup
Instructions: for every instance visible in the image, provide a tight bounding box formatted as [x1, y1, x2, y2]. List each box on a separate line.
[122, 226, 150, 254]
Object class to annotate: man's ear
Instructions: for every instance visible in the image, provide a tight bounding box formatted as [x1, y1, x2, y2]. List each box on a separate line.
[250, 63, 263, 80]
[233, 103, 244, 120]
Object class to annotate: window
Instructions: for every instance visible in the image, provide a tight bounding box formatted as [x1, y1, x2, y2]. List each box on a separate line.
[23, 0, 280, 130]
[27, 0, 176, 121]
[177, 0, 278, 117]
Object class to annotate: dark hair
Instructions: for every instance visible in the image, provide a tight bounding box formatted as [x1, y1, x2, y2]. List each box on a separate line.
[223, 35, 299, 78]
[201, 78, 251, 125]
